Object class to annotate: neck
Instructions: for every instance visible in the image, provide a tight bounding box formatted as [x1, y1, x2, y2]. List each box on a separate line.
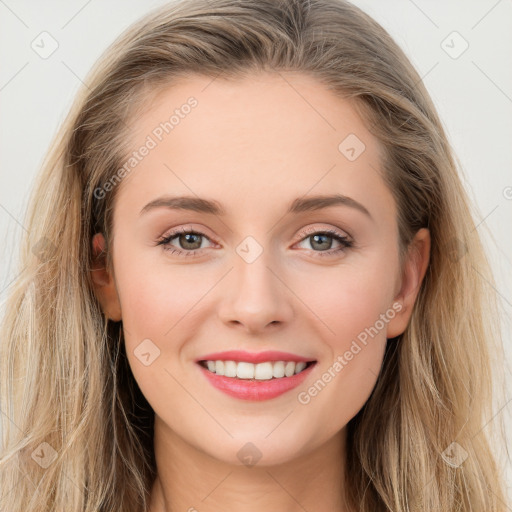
[147, 416, 351, 512]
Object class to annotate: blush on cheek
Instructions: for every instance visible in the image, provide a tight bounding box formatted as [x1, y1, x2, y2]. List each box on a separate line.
[117, 273, 182, 332]
[308, 282, 386, 342]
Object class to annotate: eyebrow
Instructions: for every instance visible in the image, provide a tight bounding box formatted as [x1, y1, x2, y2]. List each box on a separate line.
[139, 193, 373, 220]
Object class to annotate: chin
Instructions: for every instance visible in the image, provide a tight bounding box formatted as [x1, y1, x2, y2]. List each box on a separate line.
[200, 435, 309, 468]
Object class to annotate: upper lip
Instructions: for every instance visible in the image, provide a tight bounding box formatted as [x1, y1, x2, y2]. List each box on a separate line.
[195, 350, 316, 364]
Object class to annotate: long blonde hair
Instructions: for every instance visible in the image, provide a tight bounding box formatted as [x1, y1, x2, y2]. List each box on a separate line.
[1, 0, 508, 510]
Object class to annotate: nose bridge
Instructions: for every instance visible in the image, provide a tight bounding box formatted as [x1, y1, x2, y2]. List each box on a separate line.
[217, 239, 293, 331]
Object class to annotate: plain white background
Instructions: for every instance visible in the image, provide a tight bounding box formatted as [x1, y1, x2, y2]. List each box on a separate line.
[1, 0, 511, 504]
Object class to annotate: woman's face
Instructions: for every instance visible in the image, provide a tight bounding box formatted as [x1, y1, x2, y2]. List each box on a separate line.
[92, 72, 429, 466]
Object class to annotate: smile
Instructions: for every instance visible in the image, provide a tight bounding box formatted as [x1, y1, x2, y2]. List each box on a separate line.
[198, 359, 315, 380]
[197, 360, 317, 401]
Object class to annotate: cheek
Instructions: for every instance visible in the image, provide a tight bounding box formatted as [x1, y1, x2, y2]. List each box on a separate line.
[114, 253, 219, 406]
[117, 267, 198, 415]
[294, 255, 397, 345]
[291, 257, 394, 431]
[115, 235, 396, 418]
[114, 249, 211, 342]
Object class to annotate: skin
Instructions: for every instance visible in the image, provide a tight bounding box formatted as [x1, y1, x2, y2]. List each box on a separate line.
[91, 72, 430, 512]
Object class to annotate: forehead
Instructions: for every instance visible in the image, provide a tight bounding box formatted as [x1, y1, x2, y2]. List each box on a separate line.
[114, 72, 395, 225]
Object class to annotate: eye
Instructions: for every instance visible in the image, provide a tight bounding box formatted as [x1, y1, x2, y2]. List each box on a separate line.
[156, 226, 215, 257]
[295, 227, 353, 257]
[156, 225, 354, 259]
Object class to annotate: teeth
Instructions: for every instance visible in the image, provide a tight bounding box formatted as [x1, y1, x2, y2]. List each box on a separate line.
[254, 362, 272, 380]
[215, 360, 224, 375]
[237, 361, 255, 379]
[273, 361, 285, 378]
[224, 360, 237, 377]
[202, 360, 310, 380]
[285, 361, 295, 377]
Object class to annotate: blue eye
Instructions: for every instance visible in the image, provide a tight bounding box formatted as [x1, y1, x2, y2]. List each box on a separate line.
[156, 226, 353, 258]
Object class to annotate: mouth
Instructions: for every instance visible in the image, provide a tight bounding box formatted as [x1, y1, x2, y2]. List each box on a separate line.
[194, 349, 318, 401]
[196, 358, 317, 401]
[197, 359, 317, 381]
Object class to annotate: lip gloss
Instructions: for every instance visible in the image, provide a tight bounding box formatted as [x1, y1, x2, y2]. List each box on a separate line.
[197, 362, 316, 401]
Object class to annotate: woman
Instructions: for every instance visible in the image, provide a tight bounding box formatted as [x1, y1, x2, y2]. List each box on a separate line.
[0, 0, 507, 510]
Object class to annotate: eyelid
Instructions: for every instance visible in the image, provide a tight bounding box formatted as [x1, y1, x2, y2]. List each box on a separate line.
[160, 224, 217, 242]
[157, 223, 354, 257]
[159, 224, 351, 245]
[295, 224, 351, 241]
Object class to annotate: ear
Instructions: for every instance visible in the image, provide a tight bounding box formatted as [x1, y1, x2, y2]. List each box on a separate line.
[90, 233, 122, 322]
[386, 227, 430, 339]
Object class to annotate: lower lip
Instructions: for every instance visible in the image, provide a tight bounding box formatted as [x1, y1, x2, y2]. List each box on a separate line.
[197, 362, 316, 401]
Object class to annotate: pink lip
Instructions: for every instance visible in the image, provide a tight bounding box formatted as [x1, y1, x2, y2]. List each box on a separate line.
[197, 361, 317, 401]
[195, 350, 315, 364]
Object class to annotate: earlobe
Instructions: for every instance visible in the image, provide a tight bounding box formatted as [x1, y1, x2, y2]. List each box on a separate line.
[386, 228, 431, 339]
[90, 233, 122, 322]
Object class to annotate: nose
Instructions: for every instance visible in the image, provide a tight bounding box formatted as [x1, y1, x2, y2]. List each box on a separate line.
[217, 249, 294, 334]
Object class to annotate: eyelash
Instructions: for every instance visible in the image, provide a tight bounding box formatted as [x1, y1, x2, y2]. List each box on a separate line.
[156, 226, 353, 258]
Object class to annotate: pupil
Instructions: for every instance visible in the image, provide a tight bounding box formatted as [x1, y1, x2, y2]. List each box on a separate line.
[312, 234, 331, 251]
[181, 233, 201, 249]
